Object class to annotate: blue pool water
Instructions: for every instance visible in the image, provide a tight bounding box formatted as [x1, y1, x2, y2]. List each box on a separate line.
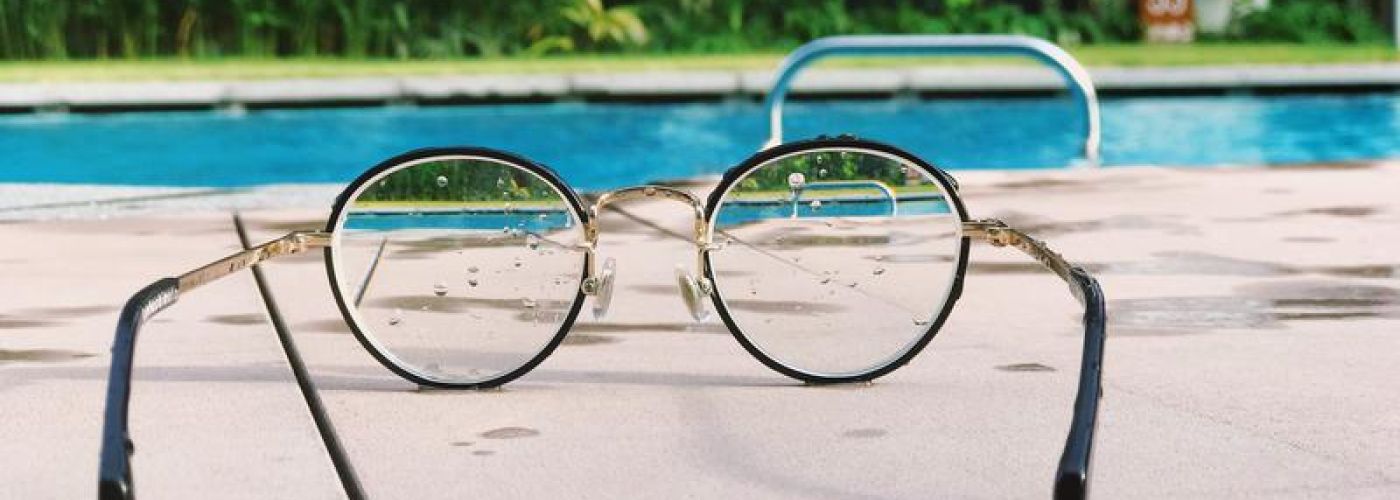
[345, 208, 573, 232]
[344, 196, 947, 232]
[1, 93, 1397, 189]
[714, 196, 948, 227]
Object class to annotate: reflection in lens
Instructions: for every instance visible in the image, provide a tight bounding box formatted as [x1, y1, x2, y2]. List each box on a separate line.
[332, 156, 585, 384]
[709, 148, 962, 377]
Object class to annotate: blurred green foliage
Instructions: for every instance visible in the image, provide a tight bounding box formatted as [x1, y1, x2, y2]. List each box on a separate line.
[736, 150, 921, 195]
[1234, 0, 1388, 43]
[355, 159, 561, 203]
[0, 0, 1388, 60]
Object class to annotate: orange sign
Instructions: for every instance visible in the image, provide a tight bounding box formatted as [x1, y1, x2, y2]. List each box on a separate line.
[1141, 0, 1194, 43]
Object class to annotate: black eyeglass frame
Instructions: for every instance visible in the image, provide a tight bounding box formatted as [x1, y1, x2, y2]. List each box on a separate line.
[97, 136, 1105, 500]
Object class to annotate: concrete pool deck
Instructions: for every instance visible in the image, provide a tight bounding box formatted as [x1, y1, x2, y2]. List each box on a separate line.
[3, 164, 1400, 498]
[3, 63, 1400, 112]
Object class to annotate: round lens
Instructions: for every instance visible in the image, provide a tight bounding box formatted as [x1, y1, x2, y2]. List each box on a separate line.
[708, 147, 964, 379]
[330, 154, 586, 386]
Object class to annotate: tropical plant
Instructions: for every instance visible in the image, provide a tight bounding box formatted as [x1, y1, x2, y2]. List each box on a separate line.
[560, 0, 648, 49]
[0, 0, 1390, 61]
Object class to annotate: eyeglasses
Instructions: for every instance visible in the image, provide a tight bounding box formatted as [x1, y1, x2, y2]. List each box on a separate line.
[98, 136, 1105, 500]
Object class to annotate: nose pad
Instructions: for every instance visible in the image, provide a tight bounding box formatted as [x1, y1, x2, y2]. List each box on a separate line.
[591, 257, 617, 319]
[674, 265, 711, 322]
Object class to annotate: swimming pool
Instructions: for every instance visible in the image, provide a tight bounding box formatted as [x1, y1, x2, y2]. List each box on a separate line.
[1, 93, 1397, 189]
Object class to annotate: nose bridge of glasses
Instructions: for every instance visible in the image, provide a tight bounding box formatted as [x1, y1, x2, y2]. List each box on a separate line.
[578, 185, 715, 320]
[583, 185, 709, 247]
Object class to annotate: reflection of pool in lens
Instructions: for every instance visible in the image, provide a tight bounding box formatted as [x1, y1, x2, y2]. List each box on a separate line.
[345, 208, 573, 232]
[714, 195, 950, 228]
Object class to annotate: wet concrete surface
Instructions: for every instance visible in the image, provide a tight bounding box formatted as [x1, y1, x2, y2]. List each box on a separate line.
[3, 164, 1400, 498]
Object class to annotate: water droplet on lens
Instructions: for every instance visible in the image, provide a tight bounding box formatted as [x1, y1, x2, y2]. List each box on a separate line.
[900, 166, 910, 175]
[501, 226, 510, 234]
[787, 172, 806, 189]
[436, 175, 448, 188]
[538, 213, 548, 221]
[809, 199, 822, 211]
[820, 277, 832, 284]
[388, 309, 403, 326]
[433, 282, 448, 296]
[818, 168, 828, 177]
[526, 234, 540, 250]
[504, 202, 514, 214]
[872, 268, 886, 276]
[496, 178, 505, 188]
[521, 298, 537, 308]
[913, 318, 931, 326]
[874, 255, 884, 261]
[815, 155, 826, 165]
[468, 266, 479, 274]
[847, 282, 858, 288]
[513, 257, 523, 268]
[468, 279, 479, 287]
[644, 186, 656, 196]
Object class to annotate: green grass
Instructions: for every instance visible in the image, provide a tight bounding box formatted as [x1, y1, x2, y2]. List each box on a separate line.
[1, 44, 1395, 82]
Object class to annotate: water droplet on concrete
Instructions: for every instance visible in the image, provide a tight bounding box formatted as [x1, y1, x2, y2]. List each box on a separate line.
[873, 268, 886, 276]
[388, 309, 403, 326]
[468, 279, 479, 287]
[480, 427, 540, 439]
[521, 298, 537, 308]
[433, 282, 448, 297]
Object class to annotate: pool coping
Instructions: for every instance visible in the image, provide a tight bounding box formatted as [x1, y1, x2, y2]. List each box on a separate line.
[3, 63, 1400, 113]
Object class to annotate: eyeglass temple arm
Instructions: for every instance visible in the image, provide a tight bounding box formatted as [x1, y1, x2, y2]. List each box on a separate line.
[98, 231, 330, 500]
[962, 219, 1106, 500]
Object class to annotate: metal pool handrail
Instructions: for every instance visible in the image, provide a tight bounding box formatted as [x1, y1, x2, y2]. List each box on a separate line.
[762, 35, 1101, 167]
[801, 180, 899, 217]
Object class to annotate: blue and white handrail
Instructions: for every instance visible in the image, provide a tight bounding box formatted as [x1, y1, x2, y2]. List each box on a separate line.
[762, 35, 1101, 167]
